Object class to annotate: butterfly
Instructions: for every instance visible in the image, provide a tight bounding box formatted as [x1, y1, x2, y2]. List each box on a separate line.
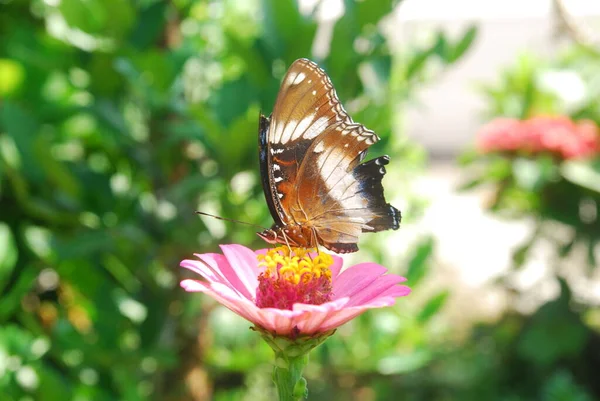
[257, 58, 401, 254]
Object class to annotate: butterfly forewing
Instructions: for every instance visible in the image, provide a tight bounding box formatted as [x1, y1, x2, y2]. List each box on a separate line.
[259, 58, 400, 253]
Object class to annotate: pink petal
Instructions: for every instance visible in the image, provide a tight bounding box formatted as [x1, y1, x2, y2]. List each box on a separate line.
[292, 298, 349, 333]
[333, 263, 389, 298]
[221, 244, 260, 292]
[181, 279, 268, 327]
[256, 308, 297, 335]
[187, 252, 253, 300]
[344, 274, 409, 307]
[197, 244, 257, 301]
[380, 285, 412, 298]
[180, 258, 227, 285]
[329, 255, 344, 279]
[180, 278, 209, 292]
[180, 279, 252, 318]
[319, 308, 368, 332]
[318, 301, 395, 332]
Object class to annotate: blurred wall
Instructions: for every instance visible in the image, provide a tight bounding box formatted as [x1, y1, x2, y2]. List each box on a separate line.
[395, 0, 600, 157]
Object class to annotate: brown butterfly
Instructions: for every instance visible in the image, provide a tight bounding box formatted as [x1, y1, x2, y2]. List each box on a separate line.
[257, 58, 400, 253]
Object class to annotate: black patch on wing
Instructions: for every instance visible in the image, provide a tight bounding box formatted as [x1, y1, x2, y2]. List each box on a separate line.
[258, 113, 284, 227]
[321, 241, 359, 254]
[353, 155, 401, 232]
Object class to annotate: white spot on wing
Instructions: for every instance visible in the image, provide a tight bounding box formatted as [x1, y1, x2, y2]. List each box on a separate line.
[300, 116, 329, 141]
[291, 115, 315, 142]
[280, 118, 299, 144]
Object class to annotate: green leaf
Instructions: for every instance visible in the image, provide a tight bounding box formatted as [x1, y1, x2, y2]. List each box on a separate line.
[512, 241, 532, 268]
[60, 0, 134, 39]
[542, 371, 593, 401]
[417, 290, 449, 323]
[457, 148, 480, 166]
[446, 25, 478, 63]
[0, 266, 38, 322]
[487, 156, 513, 181]
[405, 236, 434, 287]
[377, 348, 432, 374]
[355, 0, 401, 30]
[260, 0, 317, 60]
[129, 1, 167, 49]
[0, 224, 17, 287]
[517, 281, 589, 366]
[0, 100, 43, 182]
[0, 58, 25, 96]
[60, 0, 107, 34]
[457, 176, 485, 191]
[512, 157, 554, 191]
[209, 76, 257, 128]
[405, 47, 432, 80]
[587, 238, 598, 269]
[561, 159, 600, 194]
[432, 33, 449, 60]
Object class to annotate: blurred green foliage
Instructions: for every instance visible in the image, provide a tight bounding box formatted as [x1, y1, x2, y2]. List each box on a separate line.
[457, 46, 600, 401]
[0, 0, 479, 400]
[461, 47, 600, 270]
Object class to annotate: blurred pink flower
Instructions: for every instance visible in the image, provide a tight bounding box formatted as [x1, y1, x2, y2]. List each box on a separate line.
[180, 244, 410, 337]
[476, 118, 524, 153]
[476, 115, 600, 159]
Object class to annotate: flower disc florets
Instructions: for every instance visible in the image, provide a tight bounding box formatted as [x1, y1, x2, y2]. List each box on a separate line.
[256, 247, 334, 310]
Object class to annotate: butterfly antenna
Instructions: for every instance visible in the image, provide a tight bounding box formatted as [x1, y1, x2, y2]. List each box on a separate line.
[195, 211, 268, 230]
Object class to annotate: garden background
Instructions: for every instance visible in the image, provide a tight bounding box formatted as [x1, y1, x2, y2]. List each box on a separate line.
[1, 0, 599, 400]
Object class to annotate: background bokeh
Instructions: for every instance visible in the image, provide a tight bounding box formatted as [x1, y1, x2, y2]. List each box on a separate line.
[1, 0, 599, 400]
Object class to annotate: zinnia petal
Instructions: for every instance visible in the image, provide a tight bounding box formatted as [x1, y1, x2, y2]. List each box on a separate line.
[219, 244, 260, 299]
[333, 262, 389, 298]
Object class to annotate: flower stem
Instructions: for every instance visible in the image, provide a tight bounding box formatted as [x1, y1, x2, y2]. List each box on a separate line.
[253, 326, 335, 400]
[273, 353, 309, 401]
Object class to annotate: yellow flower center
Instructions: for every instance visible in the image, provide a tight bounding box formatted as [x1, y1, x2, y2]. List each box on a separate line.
[255, 247, 334, 310]
[258, 247, 333, 285]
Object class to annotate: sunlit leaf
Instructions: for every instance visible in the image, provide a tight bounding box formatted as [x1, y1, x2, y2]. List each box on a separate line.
[405, 236, 434, 287]
[561, 159, 600, 194]
[417, 290, 449, 323]
[0, 224, 17, 287]
[446, 25, 478, 63]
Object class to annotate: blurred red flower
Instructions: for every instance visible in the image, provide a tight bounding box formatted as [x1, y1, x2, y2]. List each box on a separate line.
[476, 116, 600, 159]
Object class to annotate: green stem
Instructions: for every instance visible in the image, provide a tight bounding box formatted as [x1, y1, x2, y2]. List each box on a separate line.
[253, 326, 335, 400]
[273, 353, 309, 401]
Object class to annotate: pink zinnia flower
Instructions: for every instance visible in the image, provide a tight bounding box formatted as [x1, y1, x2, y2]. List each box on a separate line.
[180, 244, 410, 337]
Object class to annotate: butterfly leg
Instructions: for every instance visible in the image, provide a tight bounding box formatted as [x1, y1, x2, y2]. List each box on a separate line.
[310, 227, 321, 255]
[281, 230, 293, 253]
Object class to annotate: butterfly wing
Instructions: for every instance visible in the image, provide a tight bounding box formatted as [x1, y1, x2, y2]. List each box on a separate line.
[260, 58, 400, 253]
[260, 59, 342, 228]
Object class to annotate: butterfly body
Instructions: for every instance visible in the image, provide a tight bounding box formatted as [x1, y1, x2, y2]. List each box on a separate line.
[258, 59, 400, 254]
